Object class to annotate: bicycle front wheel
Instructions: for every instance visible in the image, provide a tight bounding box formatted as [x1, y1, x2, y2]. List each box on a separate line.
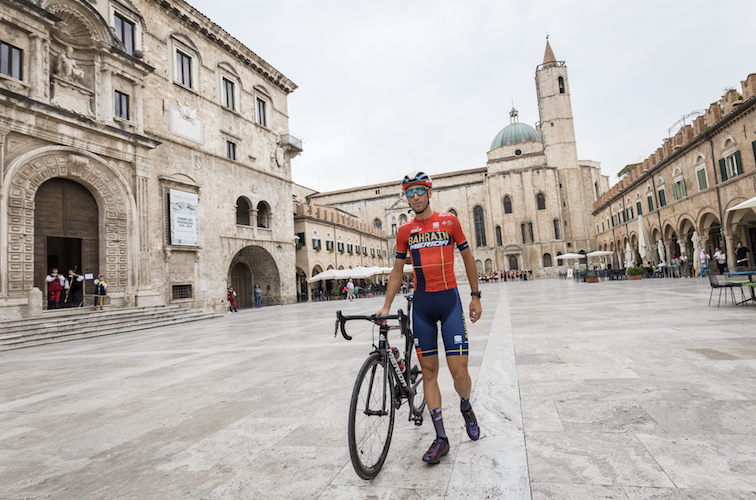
[348, 352, 396, 480]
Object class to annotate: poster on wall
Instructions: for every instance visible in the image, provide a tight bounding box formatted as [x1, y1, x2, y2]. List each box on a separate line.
[169, 189, 199, 246]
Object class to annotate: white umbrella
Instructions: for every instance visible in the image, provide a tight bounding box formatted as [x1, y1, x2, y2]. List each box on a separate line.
[657, 239, 666, 264]
[341, 267, 373, 280]
[726, 195, 756, 212]
[556, 253, 583, 260]
[586, 250, 613, 257]
[625, 242, 633, 268]
[637, 214, 651, 263]
[403, 264, 414, 274]
[306, 269, 339, 283]
[692, 230, 701, 273]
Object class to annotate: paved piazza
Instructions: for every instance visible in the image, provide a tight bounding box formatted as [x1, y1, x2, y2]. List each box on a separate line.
[1, 277, 756, 499]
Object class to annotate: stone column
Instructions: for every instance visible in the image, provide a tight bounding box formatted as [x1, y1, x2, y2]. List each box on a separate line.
[251, 208, 259, 238]
[29, 34, 47, 100]
[135, 163, 151, 288]
[725, 230, 736, 271]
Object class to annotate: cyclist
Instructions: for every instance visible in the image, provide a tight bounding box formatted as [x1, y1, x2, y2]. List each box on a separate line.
[376, 171, 482, 465]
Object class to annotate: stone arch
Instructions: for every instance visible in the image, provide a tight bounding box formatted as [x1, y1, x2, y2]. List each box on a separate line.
[724, 197, 753, 228]
[256, 200, 271, 228]
[228, 245, 281, 306]
[536, 192, 546, 210]
[45, 0, 116, 48]
[697, 211, 721, 235]
[235, 196, 251, 225]
[2, 147, 137, 298]
[485, 259, 493, 273]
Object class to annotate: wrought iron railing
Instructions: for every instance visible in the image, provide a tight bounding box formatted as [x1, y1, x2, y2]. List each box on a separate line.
[280, 133, 303, 151]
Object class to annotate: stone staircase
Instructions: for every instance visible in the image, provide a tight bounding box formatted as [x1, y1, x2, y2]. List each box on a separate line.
[0, 305, 220, 351]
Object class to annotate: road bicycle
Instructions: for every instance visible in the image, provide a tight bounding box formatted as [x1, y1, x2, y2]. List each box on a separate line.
[335, 295, 426, 480]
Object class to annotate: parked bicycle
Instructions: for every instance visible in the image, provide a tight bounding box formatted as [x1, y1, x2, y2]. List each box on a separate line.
[334, 294, 426, 480]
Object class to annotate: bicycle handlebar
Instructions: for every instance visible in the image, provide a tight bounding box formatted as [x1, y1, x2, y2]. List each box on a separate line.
[334, 310, 406, 341]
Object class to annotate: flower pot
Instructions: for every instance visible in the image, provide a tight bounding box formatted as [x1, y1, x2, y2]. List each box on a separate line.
[628, 274, 642, 280]
[586, 277, 599, 283]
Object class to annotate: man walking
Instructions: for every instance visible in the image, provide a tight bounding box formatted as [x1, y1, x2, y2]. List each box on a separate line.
[346, 279, 355, 301]
[376, 171, 482, 465]
[736, 241, 750, 269]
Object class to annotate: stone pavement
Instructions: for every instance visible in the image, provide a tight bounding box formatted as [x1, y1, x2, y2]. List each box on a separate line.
[1, 277, 755, 499]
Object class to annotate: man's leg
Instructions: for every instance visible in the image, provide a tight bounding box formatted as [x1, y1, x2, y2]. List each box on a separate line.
[418, 354, 449, 463]
[447, 355, 471, 400]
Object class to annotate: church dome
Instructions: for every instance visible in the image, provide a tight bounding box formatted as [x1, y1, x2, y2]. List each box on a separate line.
[490, 122, 542, 150]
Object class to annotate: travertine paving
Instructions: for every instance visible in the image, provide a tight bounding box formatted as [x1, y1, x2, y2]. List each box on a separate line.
[1, 277, 755, 499]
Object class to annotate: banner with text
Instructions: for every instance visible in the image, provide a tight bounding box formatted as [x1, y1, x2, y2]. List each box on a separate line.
[169, 189, 199, 246]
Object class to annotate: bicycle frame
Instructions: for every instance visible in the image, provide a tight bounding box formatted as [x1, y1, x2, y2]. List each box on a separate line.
[336, 298, 423, 424]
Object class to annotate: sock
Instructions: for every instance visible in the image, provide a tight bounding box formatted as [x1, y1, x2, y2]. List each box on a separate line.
[431, 407, 447, 439]
[460, 397, 471, 412]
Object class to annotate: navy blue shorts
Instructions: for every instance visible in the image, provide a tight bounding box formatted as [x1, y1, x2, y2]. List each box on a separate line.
[412, 288, 468, 358]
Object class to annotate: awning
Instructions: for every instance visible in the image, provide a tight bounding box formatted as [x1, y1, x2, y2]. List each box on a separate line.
[727, 196, 756, 212]
[586, 250, 613, 257]
[556, 253, 584, 260]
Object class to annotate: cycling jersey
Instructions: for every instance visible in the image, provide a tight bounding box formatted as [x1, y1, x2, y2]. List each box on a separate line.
[395, 212, 469, 292]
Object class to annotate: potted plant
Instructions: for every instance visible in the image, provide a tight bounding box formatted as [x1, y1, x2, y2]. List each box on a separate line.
[315, 245, 321, 252]
[365, 277, 373, 297]
[626, 266, 644, 280]
[585, 269, 599, 283]
[295, 243, 302, 250]
[328, 247, 334, 253]
[331, 283, 340, 300]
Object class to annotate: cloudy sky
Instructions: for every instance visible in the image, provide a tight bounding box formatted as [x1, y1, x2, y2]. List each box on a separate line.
[191, 0, 754, 193]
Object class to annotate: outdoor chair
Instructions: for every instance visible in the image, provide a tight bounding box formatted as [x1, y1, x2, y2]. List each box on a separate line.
[708, 273, 744, 307]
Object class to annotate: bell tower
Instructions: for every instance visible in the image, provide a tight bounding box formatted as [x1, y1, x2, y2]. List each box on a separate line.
[535, 40, 579, 170]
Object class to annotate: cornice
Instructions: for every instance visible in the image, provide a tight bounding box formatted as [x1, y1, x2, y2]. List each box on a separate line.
[147, 0, 297, 94]
[593, 94, 756, 215]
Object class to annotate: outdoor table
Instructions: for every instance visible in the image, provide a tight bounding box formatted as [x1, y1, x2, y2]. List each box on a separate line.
[724, 271, 756, 305]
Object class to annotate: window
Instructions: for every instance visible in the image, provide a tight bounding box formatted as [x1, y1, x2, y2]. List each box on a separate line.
[236, 197, 250, 225]
[611, 215, 616, 227]
[0, 41, 22, 80]
[658, 188, 667, 207]
[172, 284, 192, 300]
[601, 221, 605, 232]
[226, 141, 237, 160]
[256, 98, 267, 127]
[473, 206, 486, 247]
[558, 76, 565, 94]
[647, 195, 654, 212]
[696, 167, 708, 191]
[114, 90, 129, 120]
[391, 224, 397, 234]
[672, 178, 686, 201]
[496, 225, 502, 246]
[636, 201, 642, 216]
[503, 196, 512, 214]
[296, 232, 305, 248]
[543, 253, 553, 267]
[536, 193, 546, 210]
[312, 238, 321, 250]
[720, 151, 742, 181]
[373, 218, 382, 230]
[326, 240, 333, 251]
[449, 208, 457, 216]
[114, 13, 135, 56]
[528, 222, 534, 243]
[222, 77, 235, 110]
[594, 182, 599, 199]
[521, 224, 527, 244]
[337, 242, 344, 252]
[347, 244, 353, 253]
[553, 219, 560, 239]
[628, 207, 633, 220]
[176, 51, 192, 87]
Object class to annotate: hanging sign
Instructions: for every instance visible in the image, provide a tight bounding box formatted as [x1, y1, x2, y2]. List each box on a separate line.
[169, 189, 199, 246]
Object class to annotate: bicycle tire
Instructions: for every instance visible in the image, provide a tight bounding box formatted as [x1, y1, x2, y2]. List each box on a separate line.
[409, 362, 426, 416]
[348, 352, 396, 480]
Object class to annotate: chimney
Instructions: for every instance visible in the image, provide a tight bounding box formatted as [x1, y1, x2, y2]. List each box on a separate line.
[722, 89, 739, 114]
[682, 124, 693, 144]
[742, 74, 756, 100]
[693, 116, 705, 136]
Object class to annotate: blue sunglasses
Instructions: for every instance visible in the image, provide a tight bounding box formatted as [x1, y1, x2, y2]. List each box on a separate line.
[405, 186, 428, 198]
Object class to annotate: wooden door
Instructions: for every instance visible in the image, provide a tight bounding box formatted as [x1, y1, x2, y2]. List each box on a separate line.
[230, 263, 250, 308]
[34, 178, 99, 293]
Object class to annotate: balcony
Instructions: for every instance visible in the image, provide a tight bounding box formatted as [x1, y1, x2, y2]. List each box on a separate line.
[279, 133, 303, 153]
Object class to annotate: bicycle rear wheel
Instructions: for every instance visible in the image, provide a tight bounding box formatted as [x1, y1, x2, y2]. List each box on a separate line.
[348, 352, 396, 480]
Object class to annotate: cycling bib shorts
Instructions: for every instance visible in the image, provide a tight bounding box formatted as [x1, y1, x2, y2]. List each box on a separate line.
[412, 288, 468, 358]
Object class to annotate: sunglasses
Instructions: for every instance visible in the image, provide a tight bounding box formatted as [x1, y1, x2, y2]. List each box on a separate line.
[405, 186, 428, 198]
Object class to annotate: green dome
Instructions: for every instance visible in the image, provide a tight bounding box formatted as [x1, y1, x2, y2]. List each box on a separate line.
[490, 122, 542, 150]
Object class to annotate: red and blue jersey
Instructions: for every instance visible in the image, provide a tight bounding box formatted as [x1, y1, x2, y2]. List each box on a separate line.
[395, 212, 469, 292]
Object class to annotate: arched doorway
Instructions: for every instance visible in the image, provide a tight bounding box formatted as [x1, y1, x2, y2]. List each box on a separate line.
[296, 267, 307, 302]
[228, 246, 281, 307]
[485, 259, 493, 273]
[230, 262, 251, 308]
[509, 255, 519, 270]
[34, 178, 99, 302]
[543, 253, 552, 267]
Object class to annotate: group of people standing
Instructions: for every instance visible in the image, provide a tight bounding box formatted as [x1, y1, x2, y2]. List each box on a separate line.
[226, 284, 262, 312]
[700, 241, 751, 276]
[45, 268, 107, 310]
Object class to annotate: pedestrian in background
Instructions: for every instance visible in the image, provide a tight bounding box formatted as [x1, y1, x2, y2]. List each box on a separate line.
[46, 268, 65, 309]
[736, 241, 750, 269]
[65, 269, 84, 307]
[227, 286, 238, 312]
[254, 284, 262, 308]
[93, 274, 107, 311]
[714, 247, 727, 273]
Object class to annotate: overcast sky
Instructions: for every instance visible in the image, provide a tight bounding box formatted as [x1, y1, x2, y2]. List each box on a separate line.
[190, 0, 755, 193]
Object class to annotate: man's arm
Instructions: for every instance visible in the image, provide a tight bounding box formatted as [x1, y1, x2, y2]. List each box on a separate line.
[375, 257, 406, 316]
[460, 247, 482, 323]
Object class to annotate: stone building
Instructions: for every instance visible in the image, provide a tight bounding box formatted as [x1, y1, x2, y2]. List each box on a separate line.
[594, 73, 756, 272]
[308, 42, 608, 276]
[0, 0, 301, 319]
[293, 202, 388, 300]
